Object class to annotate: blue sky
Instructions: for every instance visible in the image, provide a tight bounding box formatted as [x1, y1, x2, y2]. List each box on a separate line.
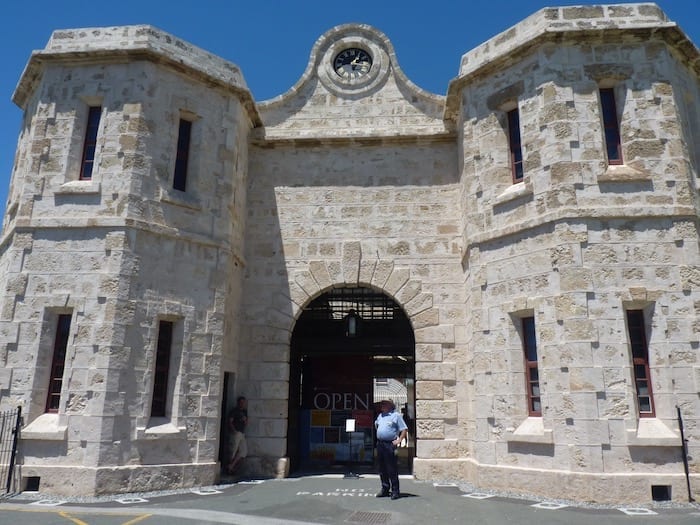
[1, 1, 698, 217]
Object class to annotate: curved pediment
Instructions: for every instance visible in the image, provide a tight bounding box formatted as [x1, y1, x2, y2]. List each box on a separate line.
[255, 24, 451, 142]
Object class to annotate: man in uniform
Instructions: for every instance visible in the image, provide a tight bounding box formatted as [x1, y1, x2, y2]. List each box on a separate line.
[374, 399, 408, 500]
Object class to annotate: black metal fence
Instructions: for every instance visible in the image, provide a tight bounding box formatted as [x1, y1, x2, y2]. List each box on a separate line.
[0, 406, 21, 497]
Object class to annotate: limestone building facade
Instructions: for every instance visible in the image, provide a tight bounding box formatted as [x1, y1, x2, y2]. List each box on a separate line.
[0, 3, 698, 503]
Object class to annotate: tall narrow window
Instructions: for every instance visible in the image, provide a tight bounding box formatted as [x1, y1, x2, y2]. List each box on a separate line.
[626, 310, 655, 417]
[600, 88, 623, 165]
[79, 106, 102, 180]
[46, 314, 72, 412]
[151, 320, 174, 418]
[522, 316, 541, 416]
[173, 119, 192, 191]
[507, 108, 524, 183]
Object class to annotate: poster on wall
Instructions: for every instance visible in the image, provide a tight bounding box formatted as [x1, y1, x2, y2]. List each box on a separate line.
[301, 409, 374, 465]
[299, 354, 376, 467]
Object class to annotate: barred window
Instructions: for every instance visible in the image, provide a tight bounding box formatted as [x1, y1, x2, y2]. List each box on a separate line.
[600, 88, 623, 165]
[507, 108, 524, 183]
[46, 314, 72, 412]
[626, 310, 655, 417]
[79, 106, 102, 180]
[173, 119, 192, 191]
[151, 321, 174, 417]
[521, 316, 541, 416]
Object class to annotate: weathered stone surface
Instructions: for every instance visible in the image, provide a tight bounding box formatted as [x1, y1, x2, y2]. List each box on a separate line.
[416, 363, 457, 382]
[416, 438, 460, 459]
[308, 261, 332, 291]
[416, 380, 444, 399]
[415, 343, 443, 362]
[416, 400, 458, 419]
[416, 418, 444, 439]
[341, 241, 362, 285]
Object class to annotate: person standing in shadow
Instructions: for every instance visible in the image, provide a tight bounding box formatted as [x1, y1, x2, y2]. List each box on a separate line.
[227, 396, 248, 475]
[374, 399, 408, 500]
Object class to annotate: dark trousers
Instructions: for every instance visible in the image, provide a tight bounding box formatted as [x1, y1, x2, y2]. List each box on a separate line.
[376, 440, 400, 495]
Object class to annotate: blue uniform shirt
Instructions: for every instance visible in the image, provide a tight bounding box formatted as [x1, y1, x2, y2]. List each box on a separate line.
[375, 410, 408, 441]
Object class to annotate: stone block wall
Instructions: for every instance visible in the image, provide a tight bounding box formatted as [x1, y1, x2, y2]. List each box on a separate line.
[0, 27, 253, 495]
[445, 3, 700, 502]
[242, 138, 464, 473]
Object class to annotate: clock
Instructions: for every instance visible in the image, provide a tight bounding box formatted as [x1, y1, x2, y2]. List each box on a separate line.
[319, 36, 387, 95]
[333, 48, 372, 79]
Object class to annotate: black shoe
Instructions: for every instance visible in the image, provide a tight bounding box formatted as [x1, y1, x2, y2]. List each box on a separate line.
[376, 491, 390, 498]
[391, 493, 400, 500]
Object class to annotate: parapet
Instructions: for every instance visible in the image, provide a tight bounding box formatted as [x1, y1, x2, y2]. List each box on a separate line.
[444, 3, 698, 122]
[13, 24, 261, 125]
[459, 3, 677, 78]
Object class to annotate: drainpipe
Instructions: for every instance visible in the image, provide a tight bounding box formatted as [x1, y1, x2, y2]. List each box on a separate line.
[677, 405, 695, 502]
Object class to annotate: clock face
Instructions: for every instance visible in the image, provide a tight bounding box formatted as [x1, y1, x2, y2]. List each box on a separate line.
[333, 48, 372, 79]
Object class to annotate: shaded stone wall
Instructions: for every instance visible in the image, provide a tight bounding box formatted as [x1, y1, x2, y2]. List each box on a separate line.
[666, 43, 700, 191]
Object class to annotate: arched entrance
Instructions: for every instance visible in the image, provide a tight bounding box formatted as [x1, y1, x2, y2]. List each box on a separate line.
[288, 286, 415, 474]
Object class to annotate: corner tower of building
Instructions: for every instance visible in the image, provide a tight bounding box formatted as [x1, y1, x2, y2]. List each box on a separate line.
[444, 3, 699, 502]
[0, 25, 257, 495]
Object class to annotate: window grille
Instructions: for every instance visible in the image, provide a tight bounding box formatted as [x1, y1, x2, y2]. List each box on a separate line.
[303, 287, 400, 321]
[626, 310, 655, 417]
[600, 88, 623, 165]
[173, 119, 192, 191]
[507, 108, 524, 182]
[151, 320, 174, 417]
[79, 106, 101, 180]
[521, 316, 541, 416]
[46, 314, 71, 412]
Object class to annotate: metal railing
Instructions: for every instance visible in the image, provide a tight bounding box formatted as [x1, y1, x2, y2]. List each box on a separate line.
[0, 406, 21, 497]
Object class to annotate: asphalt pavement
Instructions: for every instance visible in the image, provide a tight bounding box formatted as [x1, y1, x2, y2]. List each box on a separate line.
[1, 474, 699, 525]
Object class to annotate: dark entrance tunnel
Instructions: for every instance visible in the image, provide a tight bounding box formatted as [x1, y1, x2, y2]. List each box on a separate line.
[288, 286, 416, 473]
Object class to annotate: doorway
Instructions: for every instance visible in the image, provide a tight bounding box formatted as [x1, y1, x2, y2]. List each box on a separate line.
[218, 372, 236, 473]
[288, 287, 415, 473]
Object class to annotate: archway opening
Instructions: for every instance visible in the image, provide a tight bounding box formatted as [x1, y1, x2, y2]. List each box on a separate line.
[288, 286, 415, 474]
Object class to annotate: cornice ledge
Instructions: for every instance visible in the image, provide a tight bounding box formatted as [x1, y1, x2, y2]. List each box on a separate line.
[465, 204, 697, 251]
[6, 217, 243, 265]
[250, 130, 456, 148]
